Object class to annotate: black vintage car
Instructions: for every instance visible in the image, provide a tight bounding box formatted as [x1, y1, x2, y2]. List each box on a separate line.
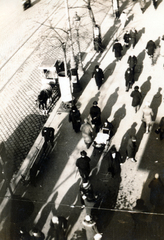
[22, 0, 31, 11]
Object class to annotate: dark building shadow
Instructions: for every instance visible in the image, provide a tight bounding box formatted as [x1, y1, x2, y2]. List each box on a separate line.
[119, 122, 137, 161]
[102, 87, 119, 121]
[140, 76, 151, 106]
[111, 104, 126, 135]
[150, 87, 162, 121]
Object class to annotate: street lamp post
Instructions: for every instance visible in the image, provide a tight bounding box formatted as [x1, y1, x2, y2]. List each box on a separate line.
[73, 12, 84, 73]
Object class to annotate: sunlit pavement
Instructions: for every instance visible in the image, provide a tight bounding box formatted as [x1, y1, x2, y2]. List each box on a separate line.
[1, 0, 164, 239]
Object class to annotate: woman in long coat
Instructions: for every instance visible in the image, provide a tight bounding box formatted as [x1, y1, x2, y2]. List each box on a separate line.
[108, 145, 121, 178]
[112, 39, 123, 61]
[80, 118, 93, 148]
[146, 40, 156, 57]
[126, 136, 137, 162]
[130, 86, 142, 113]
[142, 102, 154, 133]
[69, 105, 81, 133]
[125, 68, 134, 91]
[92, 65, 104, 90]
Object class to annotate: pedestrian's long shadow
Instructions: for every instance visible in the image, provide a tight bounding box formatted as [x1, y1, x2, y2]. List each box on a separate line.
[150, 87, 162, 121]
[111, 104, 126, 136]
[136, 27, 145, 46]
[153, 37, 161, 65]
[119, 122, 137, 161]
[102, 87, 119, 121]
[140, 76, 151, 106]
[135, 49, 146, 82]
[103, 60, 117, 81]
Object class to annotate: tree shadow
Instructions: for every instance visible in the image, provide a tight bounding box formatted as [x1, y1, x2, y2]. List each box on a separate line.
[140, 76, 151, 106]
[150, 87, 162, 121]
[119, 122, 137, 161]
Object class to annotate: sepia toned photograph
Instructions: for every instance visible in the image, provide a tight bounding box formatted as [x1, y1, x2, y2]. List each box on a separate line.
[0, 0, 164, 239]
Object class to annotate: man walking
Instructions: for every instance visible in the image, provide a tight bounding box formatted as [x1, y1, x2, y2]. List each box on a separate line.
[92, 65, 104, 90]
[130, 86, 142, 113]
[126, 136, 137, 162]
[113, 39, 123, 61]
[76, 151, 91, 182]
[90, 101, 102, 133]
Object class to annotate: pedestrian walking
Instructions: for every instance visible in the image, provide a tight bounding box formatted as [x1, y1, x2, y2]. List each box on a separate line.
[112, 39, 123, 61]
[123, 30, 131, 48]
[69, 105, 81, 133]
[127, 54, 138, 74]
[19, 227, 31, 240]
[139, 0, 146, 13]
[155, 116, 164, 140]
[47, 215, 67, 240]
[130, 28, 138, 48]
[130, 86, 142, 113]
[90, 101, 102, 133]
[146, 40, 156, 58]
[80, 118, 93, 149]
[125, 67, 134, 92]
[76, 151, 91, 182]
[120, 11, 128, 29]
[108, 145, 121, 178]
[148, 173, 164, 208]
[82, 215, 101, 240]
[160, 35, 164, 68]
[80, 179, 97, 214]
[112, 0, 120, 19]
[126, 136, 137, 162]
[142, 101, 154, 133]
[92, 65, 104, 90]
[29, 227, 45, 240]
[93, 24, 102, 53]
[42, 127, 55, 148]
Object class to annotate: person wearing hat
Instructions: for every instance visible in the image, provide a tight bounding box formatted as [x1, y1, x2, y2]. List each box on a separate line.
[47, 215, 67, 240]
[29, 227, 45, 240]
[146, 40, 156, 59]
[112, 39, 123, 61]
[69, 105, 81, 133]
[124, 67, 134, 91]
[90, 101, 102, 133]
[92, 65, 104, 90]
[130, 86, 142, 113]
[80, 118, 93, 149]
[42, 127, 55, 148]
[76, 151, 91, 181]
[126, 136, 137, 162]
[108, 145, 122, 177]
[123, 30, 131, 48]
[142, 101, 154, 133]
[82, 215, 100, 240]
[127, 54, 138, 76]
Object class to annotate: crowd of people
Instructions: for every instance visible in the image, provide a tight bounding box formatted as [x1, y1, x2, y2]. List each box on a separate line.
[18, 1, 164, 239]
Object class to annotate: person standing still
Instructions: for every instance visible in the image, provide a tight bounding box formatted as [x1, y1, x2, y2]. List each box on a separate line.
[76, 151, 91, 182]
[92, 65, 104, 90]
[130, 86, 142, 113]
[90, 101, 102, 133]
[126, 136, 137, 162]
[142, 101, 154, 134]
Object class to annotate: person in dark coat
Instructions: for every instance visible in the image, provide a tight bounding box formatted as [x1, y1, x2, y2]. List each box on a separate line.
[90, 101, 102, 133]
[80, 118, 93, 149]
[130, 86, 142, 113]
[148, 173, 164, 208]
[112, 39, 123, 61]
[146, 40, 156, 58]
[126, 136, 137, 162]
[125, 68, 134, 91]
[108, 145, 121, 178]
[19, 227, 31, 240]
[156, 117, 164, 140]
[47, 216, 67, 240]
[123, 30, 131, 47]
[93, 24, 102, 53]
[76, 151, 91, 182]
[92, 65, 104, 90]
[42, 127, 55, 148]
[130, 28, 138, 48]
[29, 228, 45, 240]
[127, 55, 138, 75]
[69, 105, 81, 133]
